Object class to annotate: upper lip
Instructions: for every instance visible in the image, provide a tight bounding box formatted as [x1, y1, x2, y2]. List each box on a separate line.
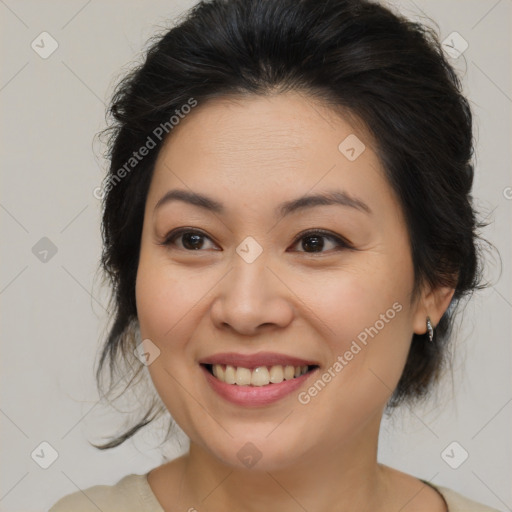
[198, 351, 319, 369]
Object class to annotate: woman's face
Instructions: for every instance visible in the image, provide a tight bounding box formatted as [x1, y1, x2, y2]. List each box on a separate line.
[136, 92, 430, 470]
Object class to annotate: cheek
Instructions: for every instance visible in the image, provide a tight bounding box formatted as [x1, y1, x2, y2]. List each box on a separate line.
[294, 261, 409, 340]
[135, 262, 178, 341]
[296, 255, 414, 390]
[295, 271, 413, 431]
[135, 255, 204, 428]
[135, 245, 202, 343]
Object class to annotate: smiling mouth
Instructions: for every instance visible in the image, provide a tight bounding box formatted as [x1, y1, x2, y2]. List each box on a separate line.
[202, 363, 319, 387]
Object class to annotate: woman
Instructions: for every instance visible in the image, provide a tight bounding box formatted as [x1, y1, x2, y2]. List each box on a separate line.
[50, 0, 501, 510]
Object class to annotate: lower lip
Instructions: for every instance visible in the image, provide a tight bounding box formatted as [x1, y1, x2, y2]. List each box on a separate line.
[201, 365, 319, 407]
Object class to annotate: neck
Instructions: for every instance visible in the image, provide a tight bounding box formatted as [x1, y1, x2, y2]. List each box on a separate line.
[171, 412, 390, 512]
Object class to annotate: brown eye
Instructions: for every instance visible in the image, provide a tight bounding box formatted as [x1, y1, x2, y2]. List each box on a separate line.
[162, 228, 217, 251]
[290, 229, 351, 254]
[180, 232, 206, 250]
[160, 228, 351, 254]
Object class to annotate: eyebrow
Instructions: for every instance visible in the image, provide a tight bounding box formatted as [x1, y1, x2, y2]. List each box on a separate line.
[154, 188, 372, 217]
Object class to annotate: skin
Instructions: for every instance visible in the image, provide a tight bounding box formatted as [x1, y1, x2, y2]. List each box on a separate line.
[135, 92, 455, 512]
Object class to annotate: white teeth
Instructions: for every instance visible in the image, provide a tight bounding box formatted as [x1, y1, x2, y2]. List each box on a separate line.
[284, 365, 295, 380]
[224, 365, 236, 384]
[212, 364, 225, 380]
[269, 365, 284, 383]
[210, 364, 310, 386]
[251, 367, 270, 387]
[235, 367, 252, 386]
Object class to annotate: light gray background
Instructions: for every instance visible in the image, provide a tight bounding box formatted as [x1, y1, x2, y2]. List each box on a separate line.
[1, 1, 511, 511]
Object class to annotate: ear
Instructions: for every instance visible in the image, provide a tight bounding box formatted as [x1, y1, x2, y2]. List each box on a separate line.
[412, 282, 456, 336]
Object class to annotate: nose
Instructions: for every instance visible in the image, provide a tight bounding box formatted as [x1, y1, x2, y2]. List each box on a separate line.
[209, 254, 295, 336]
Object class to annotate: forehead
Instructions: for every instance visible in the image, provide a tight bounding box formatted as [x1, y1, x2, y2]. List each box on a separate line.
[147, 92, 398, 222]
[159, 92, 369, 164]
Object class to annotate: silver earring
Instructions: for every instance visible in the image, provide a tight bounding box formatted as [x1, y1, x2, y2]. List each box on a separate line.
[426, 316, 434, 342]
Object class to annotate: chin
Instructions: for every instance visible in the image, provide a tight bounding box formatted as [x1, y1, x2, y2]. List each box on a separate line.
[199, 429, 311, 472]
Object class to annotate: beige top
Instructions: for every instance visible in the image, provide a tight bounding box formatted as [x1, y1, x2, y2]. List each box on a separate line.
[49, 473, 503, 512]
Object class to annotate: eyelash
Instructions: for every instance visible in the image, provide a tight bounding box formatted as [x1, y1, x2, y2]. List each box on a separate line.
[159, 228, 352, 254]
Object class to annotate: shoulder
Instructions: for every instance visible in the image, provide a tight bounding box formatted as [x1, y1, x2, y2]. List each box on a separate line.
[433, 484, 503, 512]
[48, 473, 164, 512]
